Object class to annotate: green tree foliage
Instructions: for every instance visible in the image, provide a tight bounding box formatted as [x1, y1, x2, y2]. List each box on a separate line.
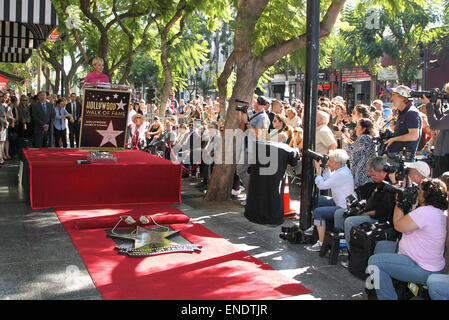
[334, 0, 445, 85]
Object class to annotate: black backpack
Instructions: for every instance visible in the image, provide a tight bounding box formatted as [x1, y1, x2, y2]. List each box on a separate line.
[348, 221, 398, 280]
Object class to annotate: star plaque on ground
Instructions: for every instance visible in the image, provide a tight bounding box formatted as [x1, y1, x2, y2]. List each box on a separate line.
[106, 225, 202, 257]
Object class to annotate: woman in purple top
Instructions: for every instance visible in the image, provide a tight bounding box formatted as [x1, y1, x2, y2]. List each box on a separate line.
[367, 178, 448, 300]
[83, 57, 110, 87]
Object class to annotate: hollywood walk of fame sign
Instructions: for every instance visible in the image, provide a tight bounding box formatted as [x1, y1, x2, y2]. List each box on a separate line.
[79, 87, 131, 151]
[106, 226, 202, 257]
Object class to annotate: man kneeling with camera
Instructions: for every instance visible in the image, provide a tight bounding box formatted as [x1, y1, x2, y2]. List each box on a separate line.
[334, 156, 396, 254]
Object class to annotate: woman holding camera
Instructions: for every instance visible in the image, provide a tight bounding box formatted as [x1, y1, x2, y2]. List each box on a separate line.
[343, 118, 377, 198]
[367, 178, 448, 300]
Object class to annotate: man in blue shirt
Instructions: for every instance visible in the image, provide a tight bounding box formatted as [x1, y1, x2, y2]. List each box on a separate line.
[385, 85, 422, 160]
[53, 98, 72, 148]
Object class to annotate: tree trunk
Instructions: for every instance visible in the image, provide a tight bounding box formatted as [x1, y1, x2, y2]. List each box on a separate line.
[159, 37, 172, 118]
[205, 57, 260, 202]
[204, 0, 347, 202]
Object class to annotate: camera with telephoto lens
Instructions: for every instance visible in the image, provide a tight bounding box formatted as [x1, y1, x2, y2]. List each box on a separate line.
[235, 99, 249, 113]
[343, 194, 367, 218]
[333, 120, 357, 133]
[382, 149, 413, 182]
[411, 88, 449, 104]
[378, 181, 419, 214]
[303, 149, 329, 169]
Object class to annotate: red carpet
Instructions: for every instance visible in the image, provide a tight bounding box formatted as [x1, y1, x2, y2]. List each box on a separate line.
[56, 204, 311, 300]
[23, 149, 182, 209]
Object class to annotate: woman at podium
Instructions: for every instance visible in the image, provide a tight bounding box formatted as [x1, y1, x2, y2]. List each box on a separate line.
[84, 57, 110, 87]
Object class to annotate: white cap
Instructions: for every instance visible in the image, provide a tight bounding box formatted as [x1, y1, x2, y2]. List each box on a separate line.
[390, 85, 412, 98]
[405, 161, 431, 178]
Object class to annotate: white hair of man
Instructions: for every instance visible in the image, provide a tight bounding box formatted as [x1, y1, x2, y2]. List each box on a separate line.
[373, 99, 383, 107]
[329, 149, 350, 166]
[317, 110, 330, 126]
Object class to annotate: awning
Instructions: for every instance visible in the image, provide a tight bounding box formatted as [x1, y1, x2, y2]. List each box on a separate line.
[0, 0, 58, 63]
[0, 69, 25, 83]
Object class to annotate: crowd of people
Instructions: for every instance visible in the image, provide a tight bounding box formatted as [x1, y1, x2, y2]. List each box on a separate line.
[0, 89, 83, 161]
[1, 80, 448, 300]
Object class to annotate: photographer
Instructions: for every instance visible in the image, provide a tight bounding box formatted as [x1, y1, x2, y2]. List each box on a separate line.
[306, 149, 356, 252]
[236, 96, 270, 205]
[334, 156, 396, 254]
[419, 83, 449, 177]
[367, 178, 448, 300]
[385, 86, 422, 160]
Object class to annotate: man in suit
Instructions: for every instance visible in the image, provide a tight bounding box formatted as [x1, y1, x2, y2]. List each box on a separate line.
[66, 93, 82, 148]
[31, 91, 55, 148]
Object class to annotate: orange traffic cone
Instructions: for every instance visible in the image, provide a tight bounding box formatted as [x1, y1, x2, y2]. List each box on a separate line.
[283, 180, 296, 219]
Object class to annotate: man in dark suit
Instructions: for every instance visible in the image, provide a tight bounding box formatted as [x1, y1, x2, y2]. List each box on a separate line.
[66, 93, 82, 148]
[31, 91, 55, 148]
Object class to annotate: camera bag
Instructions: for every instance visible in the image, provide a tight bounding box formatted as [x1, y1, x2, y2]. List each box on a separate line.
[348, 221, 398, 280]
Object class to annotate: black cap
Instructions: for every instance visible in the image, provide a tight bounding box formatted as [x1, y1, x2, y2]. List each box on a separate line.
[257, 96, 271, 106]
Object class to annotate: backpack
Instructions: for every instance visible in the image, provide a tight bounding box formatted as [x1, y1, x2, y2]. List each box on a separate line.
[349, 221, 398, 280]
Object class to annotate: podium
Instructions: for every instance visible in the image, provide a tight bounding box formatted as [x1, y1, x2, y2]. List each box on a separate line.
[79, 83, 131, 153]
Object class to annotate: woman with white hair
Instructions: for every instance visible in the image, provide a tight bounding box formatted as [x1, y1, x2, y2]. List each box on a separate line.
[306, 149, 356, 252]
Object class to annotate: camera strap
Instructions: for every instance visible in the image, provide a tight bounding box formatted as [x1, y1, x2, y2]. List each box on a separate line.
[247, 110, 265, 123]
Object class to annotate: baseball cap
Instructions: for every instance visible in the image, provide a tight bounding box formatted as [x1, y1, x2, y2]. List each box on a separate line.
[405, 161, 431, 178]
[390, 85, 412, 98]
[257, 96, 271, 106]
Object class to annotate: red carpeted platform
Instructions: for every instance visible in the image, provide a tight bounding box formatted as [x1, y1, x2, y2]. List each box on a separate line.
[23, 149, 182, 209]
[56, 204, 311, 300]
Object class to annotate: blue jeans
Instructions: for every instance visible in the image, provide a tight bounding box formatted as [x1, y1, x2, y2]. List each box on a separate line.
[334, 209, 376, 252]
[368, 241, 442, 300]
[427, 273, 449, 300]
[313, 196, 340, 227]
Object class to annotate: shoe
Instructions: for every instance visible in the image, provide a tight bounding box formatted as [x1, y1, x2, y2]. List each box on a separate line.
[304, 226, 314, 236]
[341, 260, 349, 268]
[306, 241, 322, 252]
[240, 200, 247, 206]
[231, 189, 241, 196]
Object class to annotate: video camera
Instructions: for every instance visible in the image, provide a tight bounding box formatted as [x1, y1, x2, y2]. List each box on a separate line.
[303, 149, 329, 169]
[411, 88, 449, 104]
[377, 180, 419, 214]
[333, 120, 357, 134]
[383, 150, 413, 182]
[373, 129, 394, 156]
[235, 99, 250, 113]
[279, 222, 313, 244]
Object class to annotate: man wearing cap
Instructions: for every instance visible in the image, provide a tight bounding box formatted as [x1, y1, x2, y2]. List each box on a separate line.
[385, 85, 422, 160]
[237, 96, 270, 205]
[405, 161, 431, 186]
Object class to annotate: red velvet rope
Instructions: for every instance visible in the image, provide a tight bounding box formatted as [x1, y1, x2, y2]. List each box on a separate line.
[166, 138, 202, 172]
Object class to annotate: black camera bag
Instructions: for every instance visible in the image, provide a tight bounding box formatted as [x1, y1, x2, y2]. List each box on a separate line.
[348, 221, 398, 280]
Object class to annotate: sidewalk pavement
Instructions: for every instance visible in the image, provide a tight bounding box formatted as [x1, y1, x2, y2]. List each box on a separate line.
[0, 159, 366, 300]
